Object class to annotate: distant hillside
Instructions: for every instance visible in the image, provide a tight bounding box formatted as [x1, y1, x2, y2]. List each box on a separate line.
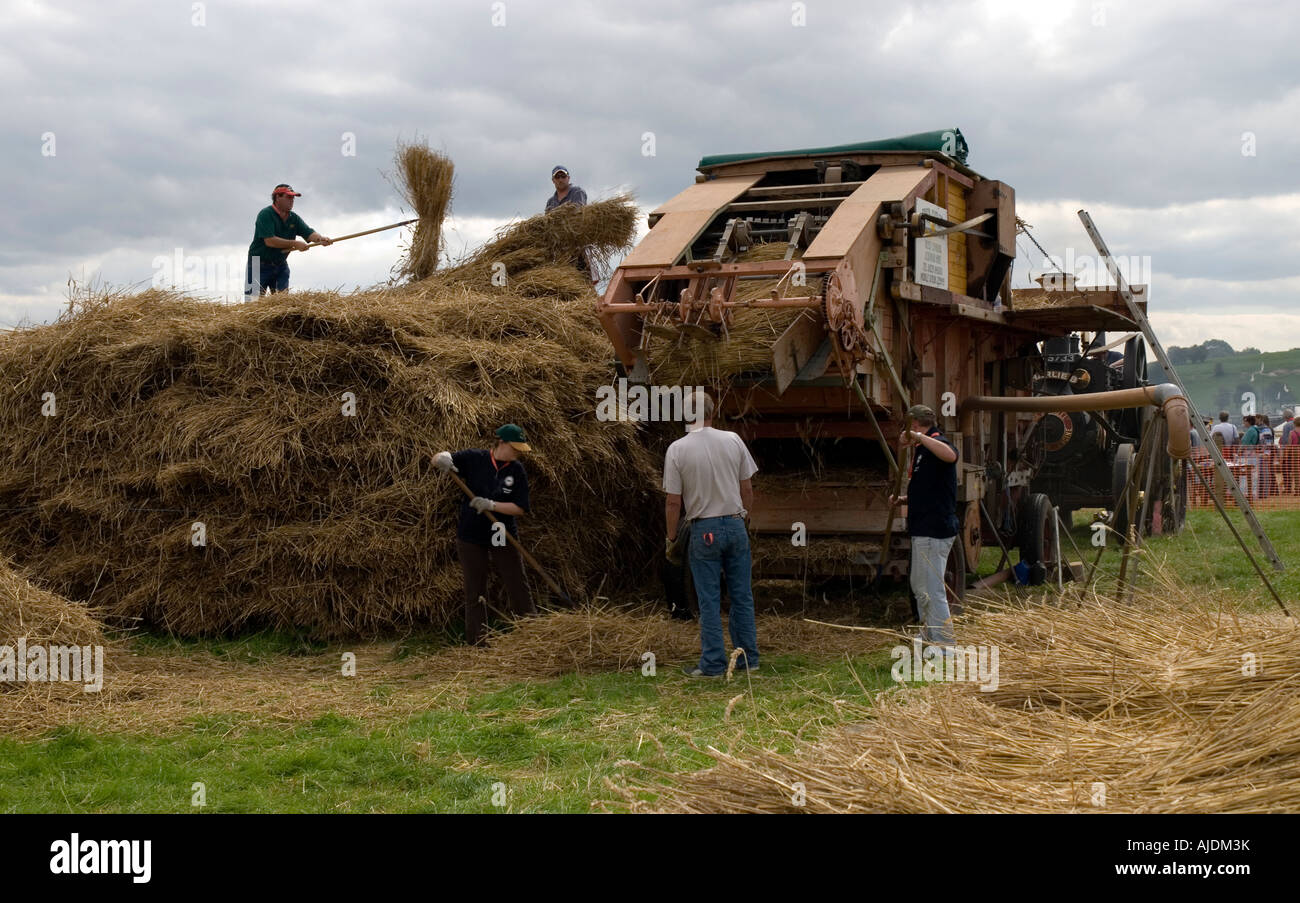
[1157, 345, 1300, 418]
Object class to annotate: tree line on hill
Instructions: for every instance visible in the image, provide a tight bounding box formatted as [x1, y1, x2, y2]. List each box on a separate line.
[1165, 339, 1262, 365]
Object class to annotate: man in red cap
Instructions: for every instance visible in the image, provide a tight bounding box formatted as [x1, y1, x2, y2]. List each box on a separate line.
[245, 184, 332, 298]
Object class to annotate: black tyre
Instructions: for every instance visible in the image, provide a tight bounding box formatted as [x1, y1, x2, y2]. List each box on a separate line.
[1111, 442, 1135, 537]
[945, 533, 967, 615]
[1118, 337, 1148, 438]
[1019, 492, 1058, 586]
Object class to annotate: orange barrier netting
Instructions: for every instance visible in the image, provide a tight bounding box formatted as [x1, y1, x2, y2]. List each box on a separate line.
[1186, 445, 1300, 509]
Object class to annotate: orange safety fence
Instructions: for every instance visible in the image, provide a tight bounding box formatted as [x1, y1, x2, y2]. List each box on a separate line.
[1185, 444, 1300, 509]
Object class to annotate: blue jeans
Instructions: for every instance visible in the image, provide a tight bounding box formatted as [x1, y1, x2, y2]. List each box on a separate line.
[245, 256, 290, 298]
[688, 516, 759, 674]
[910, 535, 956, 645]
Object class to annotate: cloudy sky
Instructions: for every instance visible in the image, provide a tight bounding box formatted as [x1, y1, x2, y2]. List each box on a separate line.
[4, 0, 1298, 350]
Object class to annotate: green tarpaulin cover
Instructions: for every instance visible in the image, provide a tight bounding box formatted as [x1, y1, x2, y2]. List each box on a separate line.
[697, 128, 968, 169]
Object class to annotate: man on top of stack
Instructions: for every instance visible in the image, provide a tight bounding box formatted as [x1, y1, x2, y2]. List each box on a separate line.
[245, 183, 332, 298]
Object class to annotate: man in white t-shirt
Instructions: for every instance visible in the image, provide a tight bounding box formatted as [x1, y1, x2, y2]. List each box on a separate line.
[663, 390, 760, 676]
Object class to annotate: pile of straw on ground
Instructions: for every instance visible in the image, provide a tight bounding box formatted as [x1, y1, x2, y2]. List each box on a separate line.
[453, 606, 699, 679]
[612, 582, 1300, 813]
[0, 199, 657, 639]
[0, 556, 103, 649]
[434, 606, 898, 681]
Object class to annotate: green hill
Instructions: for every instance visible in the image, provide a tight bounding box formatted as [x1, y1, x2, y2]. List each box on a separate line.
[1157, 347, 1300, 419]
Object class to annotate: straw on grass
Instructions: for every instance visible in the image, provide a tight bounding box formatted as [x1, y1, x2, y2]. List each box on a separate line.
[610, 572, 1300, 813]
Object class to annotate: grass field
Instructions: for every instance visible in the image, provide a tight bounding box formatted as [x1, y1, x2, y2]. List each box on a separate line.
[1161, 347, 1300, 417]
[1, 509, 1294, 813]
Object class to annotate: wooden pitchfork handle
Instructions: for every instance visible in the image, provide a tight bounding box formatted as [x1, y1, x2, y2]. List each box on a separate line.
[877, 444, 912, 583]
[296, 218, 419, 250]
[445, 470, 575, 606]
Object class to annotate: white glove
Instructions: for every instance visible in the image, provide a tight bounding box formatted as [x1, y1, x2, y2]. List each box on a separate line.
[434, 451, 457, 473]
[469, 496, 496, 514]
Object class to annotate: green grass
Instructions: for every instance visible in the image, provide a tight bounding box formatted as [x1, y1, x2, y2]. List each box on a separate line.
[0, 653, 899, 813]
[977, 509, 1300, 609]
[2, 507, 1293, 813]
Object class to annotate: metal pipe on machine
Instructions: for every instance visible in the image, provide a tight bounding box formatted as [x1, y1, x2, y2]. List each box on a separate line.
[959, 384, 1192, 459]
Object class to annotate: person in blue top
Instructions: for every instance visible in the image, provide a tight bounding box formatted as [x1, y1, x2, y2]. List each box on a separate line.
[245, 184, 332, 298]
[434, 424, 537, 644]
[545, 165, 597, 285]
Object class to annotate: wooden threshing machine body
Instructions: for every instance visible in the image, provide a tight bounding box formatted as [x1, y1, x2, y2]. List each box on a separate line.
[597, 132, 1146, 586]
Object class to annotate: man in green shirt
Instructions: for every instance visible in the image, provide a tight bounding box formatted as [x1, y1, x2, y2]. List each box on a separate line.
[1240, 415, 1261, 498]
[245, 184, 332, 298]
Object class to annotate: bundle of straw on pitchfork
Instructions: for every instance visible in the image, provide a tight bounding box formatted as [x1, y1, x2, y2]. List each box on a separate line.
[393, 141, 455, 280]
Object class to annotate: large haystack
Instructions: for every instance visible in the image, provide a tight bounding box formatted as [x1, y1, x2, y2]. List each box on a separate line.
[0, 198, 659, 638]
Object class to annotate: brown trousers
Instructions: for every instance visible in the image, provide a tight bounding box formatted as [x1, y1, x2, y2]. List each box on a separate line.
[457, 539, 536, 645]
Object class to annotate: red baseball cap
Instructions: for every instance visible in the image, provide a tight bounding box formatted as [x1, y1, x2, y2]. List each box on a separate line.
[272, 184, 301, 197]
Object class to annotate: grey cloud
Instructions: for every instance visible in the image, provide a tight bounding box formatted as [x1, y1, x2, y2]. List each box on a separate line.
[2, 0, 1298, 338]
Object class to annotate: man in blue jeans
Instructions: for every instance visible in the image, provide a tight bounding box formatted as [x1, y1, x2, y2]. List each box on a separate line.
[245, 183, 332, 298]
[663, 390, 760, 676]
[890, 403, 960, 647]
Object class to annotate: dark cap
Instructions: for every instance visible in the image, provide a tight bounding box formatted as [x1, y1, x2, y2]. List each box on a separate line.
[551, 165, 569, 177]
[907, 404, 935, 421]
[495, 423, 531, 452]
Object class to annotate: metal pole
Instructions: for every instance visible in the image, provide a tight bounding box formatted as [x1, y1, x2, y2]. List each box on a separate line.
[1077, 209, 1283, 572]
[1053, 506, 1063, 590]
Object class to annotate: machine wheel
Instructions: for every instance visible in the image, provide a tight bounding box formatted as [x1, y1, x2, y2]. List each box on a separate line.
[1111, 442, 1135, 538]
[945, 533, 967, 615]
[1122, 335, 1147, 389]
[1171, 459, 1188, 532]
[1118, 337, 1148, 439]
[1018, 492, 1058, 586]
[1155, 455, 1189, 535]
[960, 501, 983, 574]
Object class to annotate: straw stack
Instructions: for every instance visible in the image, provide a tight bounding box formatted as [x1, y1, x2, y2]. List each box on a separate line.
[0, 198, 657, 639]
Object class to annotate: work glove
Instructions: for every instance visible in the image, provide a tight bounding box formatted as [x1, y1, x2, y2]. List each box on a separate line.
[433, 451, 457, 473]
[665, 536, 675, 561]
[469, 496, 496, 514]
